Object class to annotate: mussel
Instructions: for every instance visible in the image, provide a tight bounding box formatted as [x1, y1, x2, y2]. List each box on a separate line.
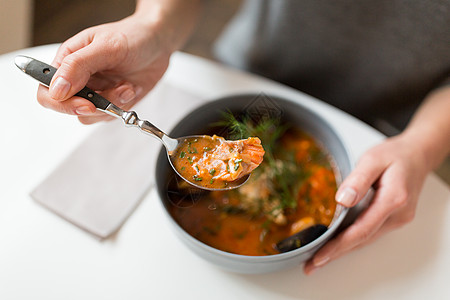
[275, 224, 328, 253]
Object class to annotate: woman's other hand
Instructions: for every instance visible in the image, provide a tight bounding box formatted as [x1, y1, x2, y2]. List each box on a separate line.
[304, 86, 450, 275]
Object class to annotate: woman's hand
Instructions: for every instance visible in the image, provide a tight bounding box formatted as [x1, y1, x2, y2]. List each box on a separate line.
[36, 17, 169, 124]
[304, 86, 450, 275]
[36, 0, 201, 124]
[304, 133, 428, 274]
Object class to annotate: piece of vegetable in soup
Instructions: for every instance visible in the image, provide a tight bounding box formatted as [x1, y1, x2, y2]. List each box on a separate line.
[171, 135, 265, 189]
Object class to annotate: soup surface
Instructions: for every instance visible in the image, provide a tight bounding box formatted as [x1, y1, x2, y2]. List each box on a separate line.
[167, 115, 338, 256]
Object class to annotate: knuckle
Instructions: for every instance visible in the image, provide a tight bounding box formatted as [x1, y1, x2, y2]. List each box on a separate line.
[345, 225, 372, 244]
[392, 189, 409, 209]
[62, 53, 86, 74]
[97, 31, 126, 51]
[360, 150, 379, 166]
[108, 34, 126, 51]
[346, 171, 372, 191]
[54, 102, 75, 115]
[102, 32, 128, 61]
[357, 172, 372, 188]
[356, 228, 372, 243]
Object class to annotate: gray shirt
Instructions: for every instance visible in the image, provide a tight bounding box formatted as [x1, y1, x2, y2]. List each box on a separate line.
[214, 0, 450, 133]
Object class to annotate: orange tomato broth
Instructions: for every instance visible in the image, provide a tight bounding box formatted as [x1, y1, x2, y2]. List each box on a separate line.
[171, 136, 226, 189]
[167, 128, 337, 256]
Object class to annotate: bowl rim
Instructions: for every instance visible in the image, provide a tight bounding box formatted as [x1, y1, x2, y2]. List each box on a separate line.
[155, 92, 353, 260]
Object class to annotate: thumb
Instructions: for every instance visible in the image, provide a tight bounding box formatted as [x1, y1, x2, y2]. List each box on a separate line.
[48, 34, 127, 101]
[336, 153, 387, 207]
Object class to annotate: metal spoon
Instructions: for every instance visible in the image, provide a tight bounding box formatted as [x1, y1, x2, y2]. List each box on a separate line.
[14, 55, 250, 191]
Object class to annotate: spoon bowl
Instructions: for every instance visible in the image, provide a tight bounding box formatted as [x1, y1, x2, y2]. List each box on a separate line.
[168, 135, 250, 191]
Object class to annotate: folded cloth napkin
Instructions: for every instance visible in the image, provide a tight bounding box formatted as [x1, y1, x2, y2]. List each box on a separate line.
[31, 83, 204, 239]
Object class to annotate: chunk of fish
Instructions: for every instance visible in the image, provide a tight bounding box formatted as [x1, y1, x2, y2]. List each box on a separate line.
[195, 135, 265, 182]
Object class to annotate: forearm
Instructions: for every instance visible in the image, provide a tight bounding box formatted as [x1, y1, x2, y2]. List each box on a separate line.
[133, 0, 202, 52]
[402, 85, 450, 171]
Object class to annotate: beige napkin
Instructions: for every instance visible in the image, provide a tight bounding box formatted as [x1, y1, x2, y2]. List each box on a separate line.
[31, 83, 204, 239]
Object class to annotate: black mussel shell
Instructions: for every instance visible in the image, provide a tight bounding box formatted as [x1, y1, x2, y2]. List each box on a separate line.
[276, 224, 328, 253]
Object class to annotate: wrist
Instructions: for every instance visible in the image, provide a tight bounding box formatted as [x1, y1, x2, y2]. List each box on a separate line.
[132, 0, 201, 52]
[401, 123, 450, 173]
[397, 86, 450, 172]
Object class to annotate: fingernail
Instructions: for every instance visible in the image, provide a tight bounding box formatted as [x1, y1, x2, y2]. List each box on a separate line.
[119, 89, 135, 104]
[49, 77, 71, 100]
[314, 256, 330, 267]
[76, 106, 95, 115]
[336, 187, 357, 206]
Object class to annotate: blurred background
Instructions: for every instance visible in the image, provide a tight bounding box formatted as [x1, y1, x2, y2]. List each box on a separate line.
[0, 0, 241, 59]
[1, 0, 449, 184]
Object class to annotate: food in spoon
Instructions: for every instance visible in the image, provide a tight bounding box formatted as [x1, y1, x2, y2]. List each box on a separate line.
[171, 135, 265, 189]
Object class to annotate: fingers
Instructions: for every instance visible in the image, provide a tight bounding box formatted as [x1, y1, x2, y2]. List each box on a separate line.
[37, 81, 140, 119]
[303, 218, 393, 275]
[48, 33, 128, 101]
[335, 150, 388, 207]
[114, 83, 142, 105]
[77, 84, 142, 124]
[37, 85, 96, 115]
[52, 28, 94, 67]
[302, 137, 426, 275]
[78, 114, 114, 125]
[303, 148, 393, 274]
[304, 164, 412, 275]
[303, 205, 411, 275]
[36, 27, 130, 122]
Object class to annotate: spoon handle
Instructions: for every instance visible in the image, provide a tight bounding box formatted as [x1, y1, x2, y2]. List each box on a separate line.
[14, 55, 175, 148]
[15, 55, 110, 110]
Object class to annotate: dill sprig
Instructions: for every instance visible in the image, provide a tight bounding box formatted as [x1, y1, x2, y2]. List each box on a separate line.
[216, 111, 310, 211]
[214, 111, 288, 155]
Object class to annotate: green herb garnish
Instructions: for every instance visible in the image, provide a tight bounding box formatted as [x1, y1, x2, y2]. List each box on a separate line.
[234, 159, 243, 171]
[187, 145, 198, 154]
[217, 111, 309, 211]
[179, 151, 185, 158]
[209, 169, 216, 175]
[187, 157, 193, 165]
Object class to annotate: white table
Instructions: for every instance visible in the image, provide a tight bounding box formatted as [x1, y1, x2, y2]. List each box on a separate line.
[1, 44, 449, 300]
